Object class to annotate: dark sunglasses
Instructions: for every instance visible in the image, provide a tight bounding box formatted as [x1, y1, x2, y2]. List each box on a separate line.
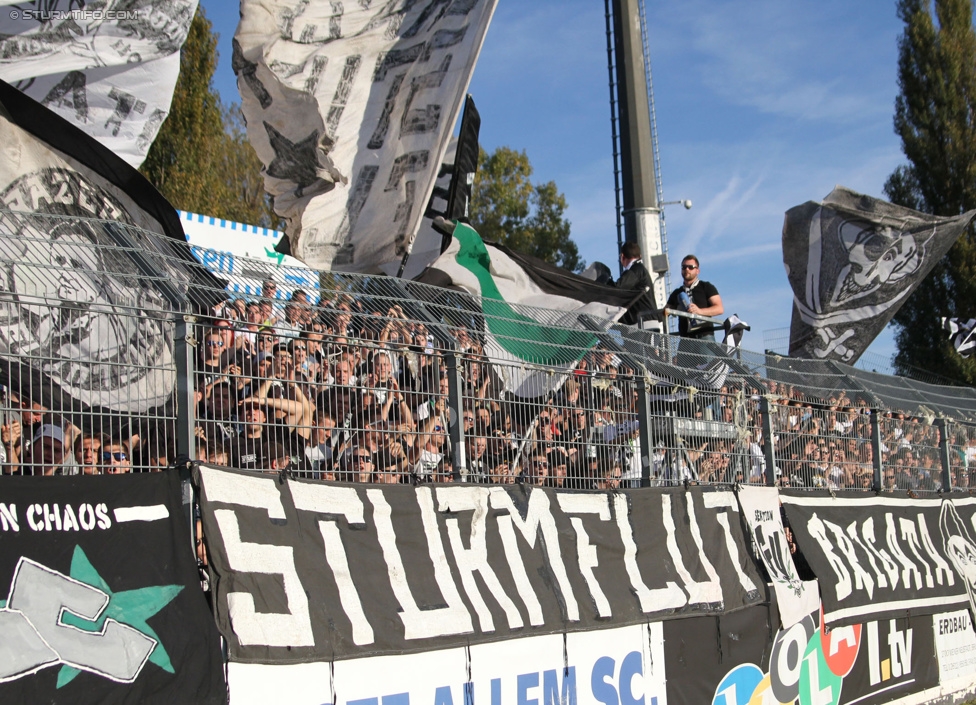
[354, 454, 373, 463]
[102, 452, 126, 461]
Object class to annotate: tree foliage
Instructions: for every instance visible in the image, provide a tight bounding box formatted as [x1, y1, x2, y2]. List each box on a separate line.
[884, 0, 976, 382]
[140, 7, 278, 227]
[469, 147, 584, 272]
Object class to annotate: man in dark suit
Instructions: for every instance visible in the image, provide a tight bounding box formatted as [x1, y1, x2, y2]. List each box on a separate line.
[615, 242, 662, 327]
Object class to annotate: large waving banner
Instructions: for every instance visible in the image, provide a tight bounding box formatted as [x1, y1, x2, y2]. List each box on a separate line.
[417, 223, 634, 398]
[0, 0, 197, 167]
[780, 492, 976, 627]
[196, 465, 764, 667]
[782, 186, 975, 364]
[0, 471, 225, 704]
[0, 79, 220, 416]
[234, 0, 497, 272]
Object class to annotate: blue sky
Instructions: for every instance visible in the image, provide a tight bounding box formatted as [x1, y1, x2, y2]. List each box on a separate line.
[200, 0, 907, 361]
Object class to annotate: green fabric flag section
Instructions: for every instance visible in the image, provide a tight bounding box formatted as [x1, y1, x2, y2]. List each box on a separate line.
[451, 222, 600, 365]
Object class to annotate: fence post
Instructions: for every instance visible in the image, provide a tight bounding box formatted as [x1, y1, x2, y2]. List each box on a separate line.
[871, 410, 883, 491]
[936, 417, 953, 491]
[100, 223, 198, 467]
[445, 350, 467, 481]
[759, 395, 776, 487]
[175, 313, 198, 464]
[636, 374, 654, 487]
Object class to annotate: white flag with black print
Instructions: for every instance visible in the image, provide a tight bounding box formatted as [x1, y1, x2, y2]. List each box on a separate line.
[783, 186, 975, 364]
[234, 0, 497, 273]
[943, 317, 976, 358]
[0, 0, 197, 167]
[737, 486, 819, 629]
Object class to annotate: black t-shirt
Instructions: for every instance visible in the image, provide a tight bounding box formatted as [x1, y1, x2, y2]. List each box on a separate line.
[667, 280, 720, 338]
[231, 434, 266, 470]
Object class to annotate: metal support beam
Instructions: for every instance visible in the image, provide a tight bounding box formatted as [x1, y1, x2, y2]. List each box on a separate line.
[871, 411, 883, 492]
[175, 314, 197, 464]
[445, 351, 467, 481]
[936, 418, 953, 492]
[636, 375, 654, 487]
[759, 395, 776, 487]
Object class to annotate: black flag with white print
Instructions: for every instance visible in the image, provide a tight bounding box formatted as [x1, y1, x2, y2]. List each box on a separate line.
[783, 186, 975, 364]
[943, 317, 976, 358]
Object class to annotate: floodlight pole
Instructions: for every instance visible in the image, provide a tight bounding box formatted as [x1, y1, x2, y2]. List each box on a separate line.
[611, 0, 667, 308]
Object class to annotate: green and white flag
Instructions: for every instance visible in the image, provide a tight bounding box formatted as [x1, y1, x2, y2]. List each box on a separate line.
[419, 223, 634, 397]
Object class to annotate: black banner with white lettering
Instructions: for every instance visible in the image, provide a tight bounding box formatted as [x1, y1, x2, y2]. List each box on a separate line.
[195, 464, 765, 663]
[781, 491, 976, 628]
[0, 471, 225, 704]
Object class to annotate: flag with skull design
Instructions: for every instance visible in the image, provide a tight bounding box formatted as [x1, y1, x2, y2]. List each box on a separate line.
[783, 186, 975, 364]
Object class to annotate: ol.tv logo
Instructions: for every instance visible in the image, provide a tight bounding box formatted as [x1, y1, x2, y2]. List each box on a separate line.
[712, 607, 913, 704]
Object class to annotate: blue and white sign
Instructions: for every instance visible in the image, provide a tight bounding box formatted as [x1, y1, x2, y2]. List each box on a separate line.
[226, 623, 666, 705]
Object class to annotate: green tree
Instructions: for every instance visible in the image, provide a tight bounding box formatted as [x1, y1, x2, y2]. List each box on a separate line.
[140, 8, 279, 227]
[219, 103, 280, 228]
[884, 0, 976, 383]
[469, 147, 584, 272]
[140, 7, 226, 213]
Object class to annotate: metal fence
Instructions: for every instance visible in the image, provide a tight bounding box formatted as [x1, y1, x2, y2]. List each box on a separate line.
[2, 210, 976, 493]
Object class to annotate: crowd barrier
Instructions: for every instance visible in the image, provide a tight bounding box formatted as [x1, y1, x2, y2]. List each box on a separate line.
[4, 212, 976, 704]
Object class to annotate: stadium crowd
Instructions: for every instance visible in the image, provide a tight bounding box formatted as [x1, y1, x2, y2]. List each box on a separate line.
[2, 281, 974, 491]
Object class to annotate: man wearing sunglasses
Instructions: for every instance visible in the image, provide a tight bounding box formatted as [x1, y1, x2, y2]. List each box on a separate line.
[666, 254, 724, 340]
[102, 439, 131, 474]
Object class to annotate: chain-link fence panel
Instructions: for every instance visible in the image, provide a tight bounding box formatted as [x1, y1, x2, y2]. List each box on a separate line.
[771, 403, 874, 490]
[877, 414, 943, 492]
[6, 211, 976, 491]
[0, 210, 192, 476]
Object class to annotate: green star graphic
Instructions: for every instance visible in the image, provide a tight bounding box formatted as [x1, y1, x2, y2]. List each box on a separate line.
[264, 246, 286, 265]
[56, 546, 183, 688]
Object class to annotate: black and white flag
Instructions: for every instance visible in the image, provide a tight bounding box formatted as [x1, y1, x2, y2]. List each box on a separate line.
[0, 0, 197, 167]
[943, 317, 976, 358]
[783, 186, 975, 364]
[0, 79, 220, 415]
[386, 95, 482, 279]
[722, 314, 750, 350]
[737, 486, 818, 629]
[235, 0, 497, 273]
[781, 491, 976, 628]
[376, 135, 456, 279]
